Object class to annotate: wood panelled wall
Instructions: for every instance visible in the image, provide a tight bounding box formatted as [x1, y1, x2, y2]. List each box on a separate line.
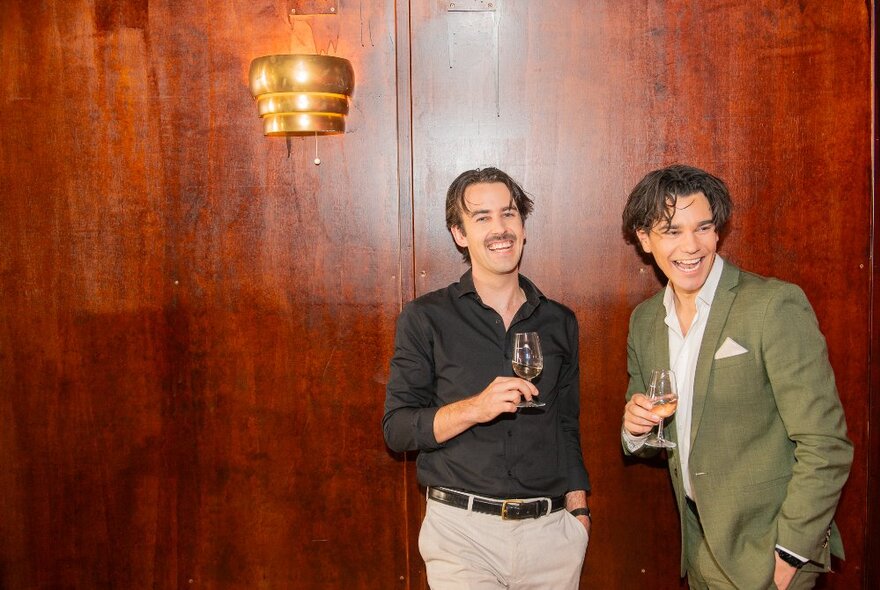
[0, 1, 872, 588]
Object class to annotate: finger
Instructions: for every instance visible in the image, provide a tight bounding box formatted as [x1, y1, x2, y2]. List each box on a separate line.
[624, 416, 656, 430]
[506, 380, 536, 399]
[516, 390, 534, 404]
[623, 422, 652, 436]
[626, 403, 660, 422]
[625, 411, 657, 425]
[632, 396, 656, 411]
[632, 413, 661, 425]
[493, 377, 530, 391]
[494, 385, 525, 406]
[489, 392, 520, 415]
[495, 393, 520, 414]
[624, 411, 659, 429]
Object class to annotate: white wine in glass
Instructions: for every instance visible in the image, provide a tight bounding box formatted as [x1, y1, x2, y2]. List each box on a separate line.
[644, 368, 678, 448]
[512, 332, 545, 408]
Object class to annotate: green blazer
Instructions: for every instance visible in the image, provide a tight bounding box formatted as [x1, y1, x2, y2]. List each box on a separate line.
[625, 262, 852, 588]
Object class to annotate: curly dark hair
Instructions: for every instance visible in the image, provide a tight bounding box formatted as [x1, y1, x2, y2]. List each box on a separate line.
[622, 164, 733, 243]
[445, 167, 534, 264]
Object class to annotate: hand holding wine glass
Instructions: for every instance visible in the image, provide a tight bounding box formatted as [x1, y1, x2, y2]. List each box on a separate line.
[512, 332, 545, 408]
[644, 368, 678, 448]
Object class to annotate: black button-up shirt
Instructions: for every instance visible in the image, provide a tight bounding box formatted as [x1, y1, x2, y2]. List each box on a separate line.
[383, 270, 590, 498]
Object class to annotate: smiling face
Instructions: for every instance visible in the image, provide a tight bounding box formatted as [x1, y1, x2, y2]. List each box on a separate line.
[450, 182, 525, 281]
[636, 192, 719, 302]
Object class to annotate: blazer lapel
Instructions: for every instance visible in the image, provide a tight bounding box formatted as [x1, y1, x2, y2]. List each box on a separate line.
[690, 263, 741, 448]
[646, 295, 675, 445]
[649, 299, 670, 378]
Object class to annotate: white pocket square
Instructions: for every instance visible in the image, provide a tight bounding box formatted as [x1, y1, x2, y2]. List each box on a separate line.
[714, 337, 748, 360]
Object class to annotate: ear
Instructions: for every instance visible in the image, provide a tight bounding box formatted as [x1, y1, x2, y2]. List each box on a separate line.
[636, 229, 652, 254]
[451, 225, 468, 248]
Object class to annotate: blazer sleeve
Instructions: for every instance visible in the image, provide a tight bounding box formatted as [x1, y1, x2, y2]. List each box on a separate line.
[762, 283, 853, 560]
[622, 306, 660, 458]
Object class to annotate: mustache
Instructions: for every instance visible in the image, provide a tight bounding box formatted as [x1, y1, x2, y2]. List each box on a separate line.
[484, 232, 518, 246]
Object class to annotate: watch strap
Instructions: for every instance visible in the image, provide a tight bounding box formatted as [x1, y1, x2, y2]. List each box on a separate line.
[569, 507, 591, 521]
[776, 548, 806, 569]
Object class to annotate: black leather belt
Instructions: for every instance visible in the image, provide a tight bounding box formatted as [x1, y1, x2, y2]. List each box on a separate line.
[428, 487, 565, 520]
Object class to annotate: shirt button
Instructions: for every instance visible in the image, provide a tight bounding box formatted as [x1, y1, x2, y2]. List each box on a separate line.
[507, 430, 512, 437]
[507, 470, 513, 477]
[495, 319, 501, 324]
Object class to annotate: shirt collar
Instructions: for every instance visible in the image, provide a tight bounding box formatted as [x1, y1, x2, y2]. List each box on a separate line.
[662, 255, 725, 315]
[454, 269, 545, 305]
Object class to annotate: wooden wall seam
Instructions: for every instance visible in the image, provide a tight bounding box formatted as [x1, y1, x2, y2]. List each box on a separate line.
[866, 1, 878, 585]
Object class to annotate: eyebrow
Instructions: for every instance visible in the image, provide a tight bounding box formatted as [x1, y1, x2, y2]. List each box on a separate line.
[464, 200, 519, 218]
[662, 218, 715, 230]
[465, 206, 489, 218]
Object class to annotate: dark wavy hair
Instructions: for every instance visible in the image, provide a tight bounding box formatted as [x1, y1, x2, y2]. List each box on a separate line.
[445, 167, 534, 264]
[622, 164, 733, 243]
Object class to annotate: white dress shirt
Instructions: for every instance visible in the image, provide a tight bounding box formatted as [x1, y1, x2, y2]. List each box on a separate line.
[664, 255, 724, 499]
[623, 256, 724, 502]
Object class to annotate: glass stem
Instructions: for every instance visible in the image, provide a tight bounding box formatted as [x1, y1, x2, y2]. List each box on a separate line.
[656, 417, 665, 441]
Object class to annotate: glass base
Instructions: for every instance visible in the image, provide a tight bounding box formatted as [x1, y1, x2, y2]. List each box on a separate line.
[515, 400, 546, 408]
[644, 434, 676, 448]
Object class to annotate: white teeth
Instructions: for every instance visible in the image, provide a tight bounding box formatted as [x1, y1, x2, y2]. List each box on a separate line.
[488, 241, 513, 251]
[674, 258, 701, 270]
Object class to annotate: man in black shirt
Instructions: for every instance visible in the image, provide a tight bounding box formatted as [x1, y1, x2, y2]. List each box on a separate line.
[383, 167, 590, 588]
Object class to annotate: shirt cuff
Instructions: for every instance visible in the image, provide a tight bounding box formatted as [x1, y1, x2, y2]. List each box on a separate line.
[775, 545, 809, 563]
[621, 426, 649, 452]
[415, 406, 445, 450]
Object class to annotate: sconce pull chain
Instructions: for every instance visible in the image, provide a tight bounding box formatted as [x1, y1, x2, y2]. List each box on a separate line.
[313, 132, 321, 166]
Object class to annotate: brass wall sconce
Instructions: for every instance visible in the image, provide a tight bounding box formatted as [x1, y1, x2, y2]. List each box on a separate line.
[247, 1, 354, 165]
[248, 54, 355, 137]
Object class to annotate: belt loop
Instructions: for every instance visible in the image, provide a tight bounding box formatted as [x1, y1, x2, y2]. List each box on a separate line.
[467, 493, 474, 513]
[546, 498, 552, 517]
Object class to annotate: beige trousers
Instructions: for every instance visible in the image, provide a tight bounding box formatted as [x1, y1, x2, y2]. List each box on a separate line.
[418, 498, 588, 590]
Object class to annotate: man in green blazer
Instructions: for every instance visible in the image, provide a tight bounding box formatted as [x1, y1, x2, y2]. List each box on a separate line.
[620, 165, 852, 589]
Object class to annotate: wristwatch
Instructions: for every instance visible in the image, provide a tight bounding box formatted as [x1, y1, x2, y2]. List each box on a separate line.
[776, 548, 805, 569]
[569, 507, 591, 522]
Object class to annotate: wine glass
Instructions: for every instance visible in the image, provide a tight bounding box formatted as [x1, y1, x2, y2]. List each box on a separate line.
[512, 332, 545, 408]
[644, 369, 678, 448]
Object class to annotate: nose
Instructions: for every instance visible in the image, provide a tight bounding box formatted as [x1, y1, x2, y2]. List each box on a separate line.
[680, 230, 699, 253]
[490, 215, 508, 235]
